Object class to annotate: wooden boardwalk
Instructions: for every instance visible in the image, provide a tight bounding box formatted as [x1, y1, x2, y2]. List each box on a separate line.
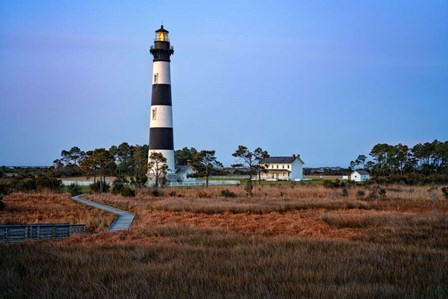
[71, 195, 135, 231]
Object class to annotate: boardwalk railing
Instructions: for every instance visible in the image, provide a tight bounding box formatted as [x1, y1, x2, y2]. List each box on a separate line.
[0, 223, 86, 244]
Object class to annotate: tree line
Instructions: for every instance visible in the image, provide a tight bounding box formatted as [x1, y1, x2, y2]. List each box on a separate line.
[351, 140, 448, 184]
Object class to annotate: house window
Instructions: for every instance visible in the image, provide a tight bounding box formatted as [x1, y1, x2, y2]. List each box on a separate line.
[276, 165, 279, 169]
[287, 165, 290, 169]
[282, 165, 284, 169]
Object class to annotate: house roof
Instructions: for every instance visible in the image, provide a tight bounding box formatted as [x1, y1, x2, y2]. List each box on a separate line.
[353, 169, 369, 175]
[261, 156, 304, 164]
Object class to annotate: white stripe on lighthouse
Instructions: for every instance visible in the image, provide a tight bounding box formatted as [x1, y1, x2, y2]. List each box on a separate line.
[150, 105, 173, 128]
[148, 149, 175, 173]
[152, 61, 171, 85]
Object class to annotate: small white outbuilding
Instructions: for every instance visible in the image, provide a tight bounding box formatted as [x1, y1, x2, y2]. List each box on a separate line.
[350, 170, 370, 182]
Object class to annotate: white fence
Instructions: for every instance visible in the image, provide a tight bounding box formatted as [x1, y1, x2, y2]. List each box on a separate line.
[168, 180, 240, 187]
[62, 180, 114, 186]
[62, 179, 240, 187]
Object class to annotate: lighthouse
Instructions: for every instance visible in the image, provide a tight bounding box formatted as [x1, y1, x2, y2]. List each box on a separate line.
[148, 25, 175, 182]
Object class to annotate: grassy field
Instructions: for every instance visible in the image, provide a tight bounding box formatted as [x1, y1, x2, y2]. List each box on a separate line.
[0, 192, 115, 232]
[1, 184, 448, 298]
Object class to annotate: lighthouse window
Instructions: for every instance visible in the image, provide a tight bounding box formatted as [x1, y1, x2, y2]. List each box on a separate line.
[154, 73, 158, 83]
[152, 108, 157, 120]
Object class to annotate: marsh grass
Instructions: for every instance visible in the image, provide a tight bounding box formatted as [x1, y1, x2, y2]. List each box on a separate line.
[1, 225, 447, 298]
[1, 185, 448, 298]
[0, 192, 115, 232]
[86, 185, 448, 216]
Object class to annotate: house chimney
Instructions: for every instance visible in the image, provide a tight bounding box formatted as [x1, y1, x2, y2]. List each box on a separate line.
[292, 154, 296, 160]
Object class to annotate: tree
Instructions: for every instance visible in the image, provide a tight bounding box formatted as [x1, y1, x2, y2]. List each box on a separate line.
[435, 141, 448, 172]
[175, 147, 198, 165]
[110, 142, 133, 176]
[131, 145, 148, 188]
[365, 161, 375, 173]
[80, 151, 97, 182]
[364, 140, 448, 178]
[395, 144, 409, 174]
[355, 154, 367, 169]
[254, 148, 269, 182]
[370, 143, 394, 175]
[232, 145, 267, 196]
[148, 152, 168, 188]
[50, 146, 86, 177]
[192, 150, 223, 187]
[80, 148, 116, 193]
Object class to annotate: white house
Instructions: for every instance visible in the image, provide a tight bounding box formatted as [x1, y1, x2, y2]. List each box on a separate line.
[350, 170, 370, 182]
[260, 154, 305, 181]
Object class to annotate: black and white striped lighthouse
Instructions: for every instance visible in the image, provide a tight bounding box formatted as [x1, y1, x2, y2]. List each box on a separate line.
[148, 25, 175, 179]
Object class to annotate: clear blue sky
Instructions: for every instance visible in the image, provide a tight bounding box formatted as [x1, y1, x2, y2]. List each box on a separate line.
[1, 0, 447, 167]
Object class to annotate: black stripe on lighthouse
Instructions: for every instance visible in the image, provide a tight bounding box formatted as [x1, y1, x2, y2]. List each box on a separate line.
[151, 84, 172, 106]
[149, 128, 174, 149]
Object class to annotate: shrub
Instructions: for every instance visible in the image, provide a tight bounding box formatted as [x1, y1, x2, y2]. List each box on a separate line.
[197, 191, 210, 198]
[356, 190, 366, 198]
[112, 177, 128, 195]
[169, 191, 177, 197]
[220, 189, 237, 198]
[15, 177, 37, 192]
[89, 181, 110, 193]
[120, 186, 135, 197]
[324, 179, 347, 189]
[368, 188, 378, 200]
[67, 184, 82, 196]
[0, 195, 4, 211]
[323, 180, 334, 188]
[35, 176, 63, 191]
[441, 187, 448, 199]
[0, 183, 10, 197]
[341, 188, 349, 197]
[244, 181, 253, 196]
[150, 189, 164, 197]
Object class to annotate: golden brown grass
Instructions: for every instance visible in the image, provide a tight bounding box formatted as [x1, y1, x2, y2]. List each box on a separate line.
[79, 185, 447, 241]
[0, 192, 115, 232]
[1, 184, 448, 298]
[1, 225, 447, 298]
